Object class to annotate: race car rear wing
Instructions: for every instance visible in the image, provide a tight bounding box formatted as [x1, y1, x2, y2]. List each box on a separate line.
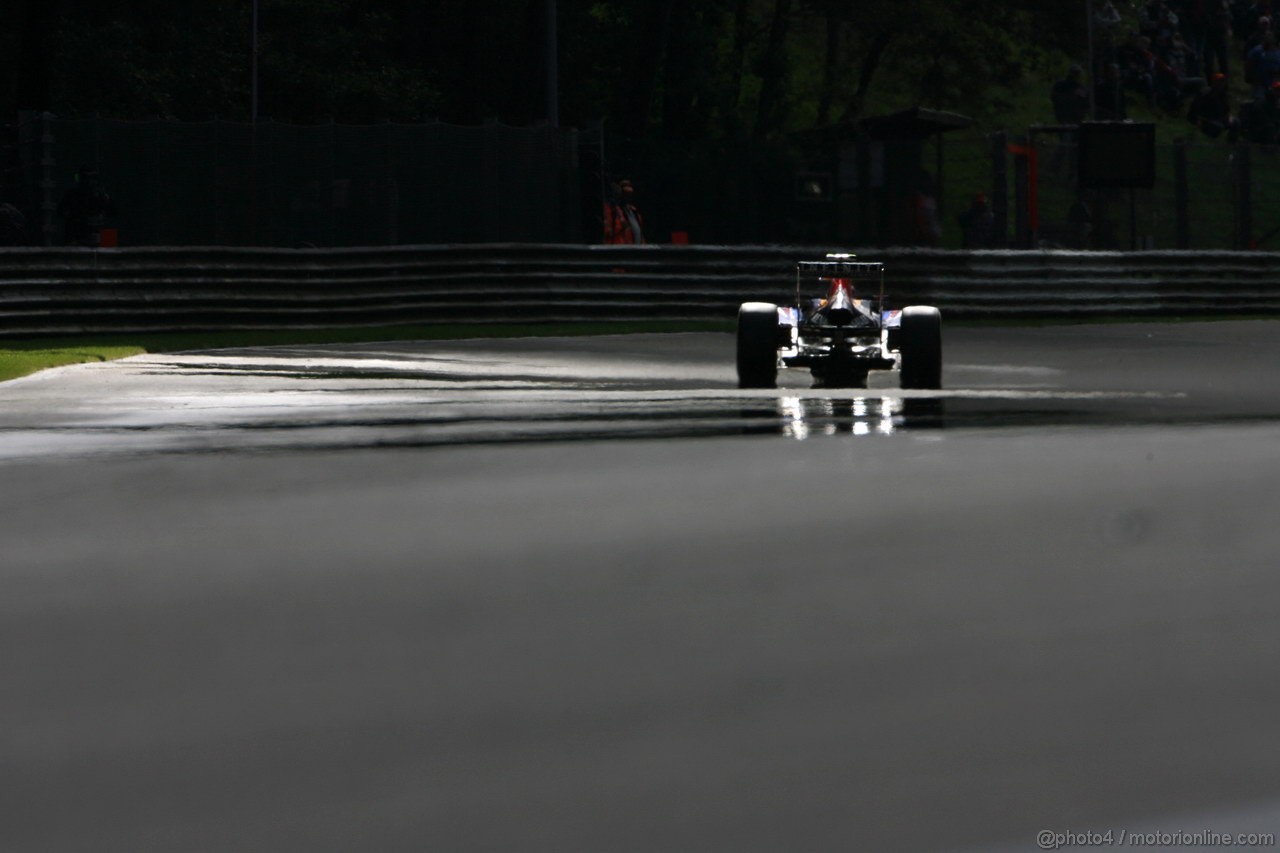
[796, 255, 886, 312]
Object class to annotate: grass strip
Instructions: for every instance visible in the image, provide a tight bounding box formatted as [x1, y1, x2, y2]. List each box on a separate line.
[2, 314, 1274, 384]
[0, 321, 731, 383]
[0, 346, 146, 383]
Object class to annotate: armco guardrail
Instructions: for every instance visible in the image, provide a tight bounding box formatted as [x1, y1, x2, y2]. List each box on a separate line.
[1, 244, 1279, 337]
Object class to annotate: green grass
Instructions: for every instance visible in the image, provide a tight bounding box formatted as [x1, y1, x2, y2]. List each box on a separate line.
[0, 321, 732, 383]
[928, 44, 1253, 250]
[0, 346, 146, 383]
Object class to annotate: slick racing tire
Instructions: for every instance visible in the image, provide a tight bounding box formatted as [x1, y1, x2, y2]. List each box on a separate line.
[737, 302, 779, 389]
[899, 305, 943, 390]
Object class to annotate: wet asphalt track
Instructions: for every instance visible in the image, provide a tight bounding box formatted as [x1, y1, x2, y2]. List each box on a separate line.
[3, 321, 1280, 853]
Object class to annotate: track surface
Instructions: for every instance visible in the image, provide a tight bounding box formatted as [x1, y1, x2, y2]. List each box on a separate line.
[3, 322, 1280, 853]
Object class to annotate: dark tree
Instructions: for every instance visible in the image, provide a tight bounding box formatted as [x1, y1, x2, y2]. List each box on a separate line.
[724, 0, 752, 130]
[611, 0, 675, 138]
[754, 0, 792, 137]
[6, 0, 1069, 132]
[15, 0, 59, 112]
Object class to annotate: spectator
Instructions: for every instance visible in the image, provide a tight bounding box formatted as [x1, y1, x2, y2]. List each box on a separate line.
[1141, 0, 1181, 43]
[911, 171, 942, 247]
[1140, 0, 1162, 35]
[1095, 62, 1130, 119]
[56, 168, 116, 247]
[1140, 32, 1202, 111]
[1243, 14, 1271, 57]
[1052, 64, 1090, 124]
[1241, 79, 1280, 142]
[1049, 64, 1087, 177]
[1244, 0, 1275, 33]
[1067, 196, 1094, 250]
[1177, 0, 1204, 48]
[1246, 31, 1280, 98]
[1188, 72, 1242, 138]
[1200, 0, 1234, 78]
[1164, 31, 1201, 78]
[1117, 31, 1196, 111]
[1094, 1, 1128, 73]
[1176, 0, 1211, 74]
[1118, 32, 1158, 103]
[958, 192, 995, 249]
[1161, 33, 1208, 109]
[602, 178, 645, 245]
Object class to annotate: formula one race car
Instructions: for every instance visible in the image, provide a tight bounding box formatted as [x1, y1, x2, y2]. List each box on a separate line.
[736, 254, 942, 389]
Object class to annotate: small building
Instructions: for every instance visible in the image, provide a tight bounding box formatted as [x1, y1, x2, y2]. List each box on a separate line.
[788, 107, 974, 246]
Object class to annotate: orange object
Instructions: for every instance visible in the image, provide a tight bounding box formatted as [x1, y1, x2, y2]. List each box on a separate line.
[603, 201, 644, 244]
[670, 231, 689, 244]
[99, 228, 118, 248]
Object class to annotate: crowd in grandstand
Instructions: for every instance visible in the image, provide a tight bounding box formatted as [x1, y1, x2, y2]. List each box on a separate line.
[1062, 0, 1280, 144]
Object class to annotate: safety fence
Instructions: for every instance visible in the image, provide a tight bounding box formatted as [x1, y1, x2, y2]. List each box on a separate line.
[6, 116, 585, 248]
[1, 244, 1279, 337]
[8, 115, 1278, 252]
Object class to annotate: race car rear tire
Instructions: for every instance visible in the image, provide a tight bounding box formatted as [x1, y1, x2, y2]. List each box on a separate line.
[899, 305, 942, 390]
[737, 302, 779, 389]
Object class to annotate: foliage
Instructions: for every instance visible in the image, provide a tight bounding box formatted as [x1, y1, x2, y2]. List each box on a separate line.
[12, 0, 1075, 132]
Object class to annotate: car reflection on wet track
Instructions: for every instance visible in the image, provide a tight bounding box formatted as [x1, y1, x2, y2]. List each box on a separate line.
[0, 324, 1275, 464]
[744, 396, 942, 439]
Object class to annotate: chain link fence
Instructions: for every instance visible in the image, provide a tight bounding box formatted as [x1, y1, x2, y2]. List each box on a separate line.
[5, 115, 583, 248]
[1019, 131, 1259, 252]
[2, 114, 1278, 251]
